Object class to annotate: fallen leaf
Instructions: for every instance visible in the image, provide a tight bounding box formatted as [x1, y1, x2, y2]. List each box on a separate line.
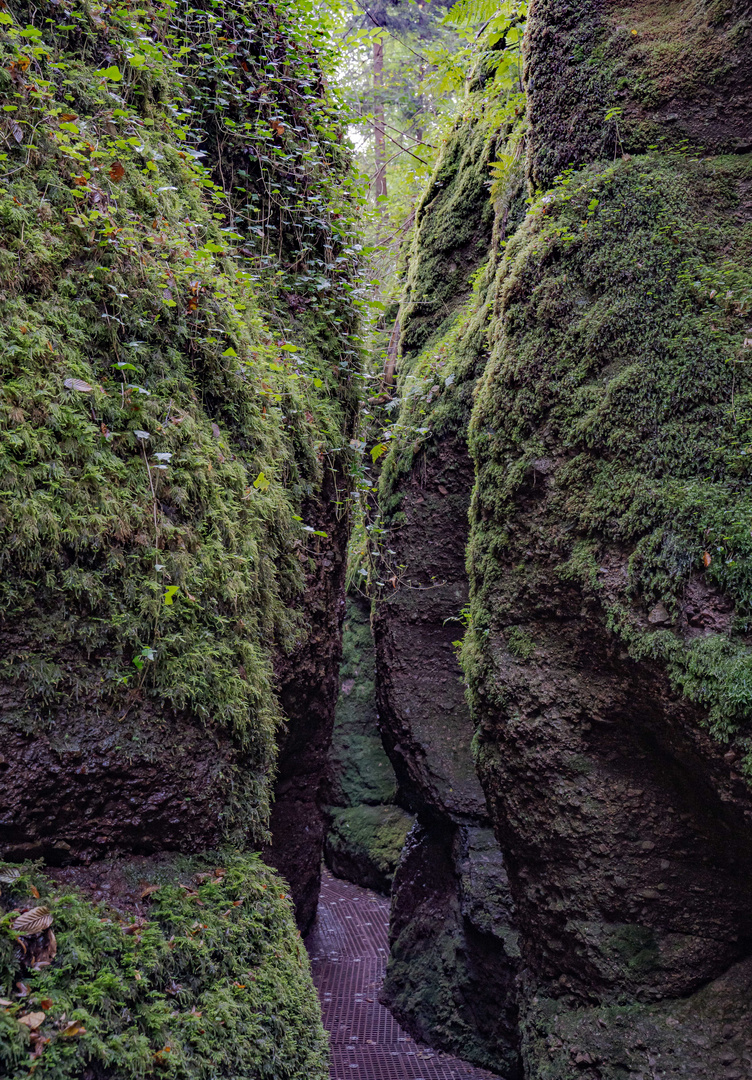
[703, 551, 712, 568]
[63, 377, 93, 393]
[59, 113, 78, 122]
[60, 1020, 86, 1037]
[14, 908, 53, 935]
[140, 884, 161, 900]
[29, 886, 39, 899]
[29, 1032, 50, 1058]
[17, 1012, 45, 1030]
[0, 998, 13, 1007]
[0, 867, 21, 884]
[40, 999, 53, 1011]
[109, 160, 126, 182]
[211, 422, 221, 438]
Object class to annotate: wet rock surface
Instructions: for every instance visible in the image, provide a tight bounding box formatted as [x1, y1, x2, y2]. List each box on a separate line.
[323, 595, 414, 896]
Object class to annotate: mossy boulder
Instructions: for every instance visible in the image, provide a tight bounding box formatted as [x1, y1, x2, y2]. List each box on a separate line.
[0, 854, 328, 1080]
[325, 805, 413, 895]
[323, 596, 412, 894]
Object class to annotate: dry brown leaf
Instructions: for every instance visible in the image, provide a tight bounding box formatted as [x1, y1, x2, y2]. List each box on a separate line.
[60, 1020, 86, 1037]
[140, 884, 161, 900]
[703, 551, 712, 568]
[63, 377, 93, 393]
[109, 160, 126, 182]
[29, 1032, 50, 1059]
[0, 998, 13, 1007]
[29, 886, 40, 899]
[18, 1012, 45, 1030]
[59, 113, 78, 122]
[40, 999, 53, 1011]
[13, 908, 53, 935]
[31, 928, 57, 968]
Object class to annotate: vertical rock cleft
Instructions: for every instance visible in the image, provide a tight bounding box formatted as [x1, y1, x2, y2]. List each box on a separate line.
[371, 108, 527, 1077]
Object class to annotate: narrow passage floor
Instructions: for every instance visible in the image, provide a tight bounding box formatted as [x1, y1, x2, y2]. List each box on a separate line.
[307, 869, 497, 1080]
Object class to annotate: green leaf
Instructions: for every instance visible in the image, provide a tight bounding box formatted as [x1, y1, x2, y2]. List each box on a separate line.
[95, 65, 122, 82]
[163, 585, 179, 606]
[253, 471, 270, 491]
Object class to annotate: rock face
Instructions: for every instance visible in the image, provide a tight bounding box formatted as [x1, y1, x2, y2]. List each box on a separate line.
[0, 0, 356, 906]
[0, 3, 355, 1073]
[525, 0, 752, 189]
[383, 821, 520, 1077]
[372, 114, 525, 1075]
[264, 471, 354, 932]
[377, 2, 752, 1076]
[323, 596, 413, 896]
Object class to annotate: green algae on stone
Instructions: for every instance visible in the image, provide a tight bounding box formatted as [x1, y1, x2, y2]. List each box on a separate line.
[325, 805, 413, 895]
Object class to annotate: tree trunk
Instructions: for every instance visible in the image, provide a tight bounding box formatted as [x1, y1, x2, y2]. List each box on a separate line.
[373, 36, 387, 204]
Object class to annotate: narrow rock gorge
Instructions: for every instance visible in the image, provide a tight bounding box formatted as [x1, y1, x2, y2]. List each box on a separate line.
[2, 0, 752, 1078]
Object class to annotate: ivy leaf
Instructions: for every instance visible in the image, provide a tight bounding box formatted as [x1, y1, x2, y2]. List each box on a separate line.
[95, 65, 122, 81]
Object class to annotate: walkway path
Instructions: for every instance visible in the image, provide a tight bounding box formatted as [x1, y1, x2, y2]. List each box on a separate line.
[306, 869, 498, 1080]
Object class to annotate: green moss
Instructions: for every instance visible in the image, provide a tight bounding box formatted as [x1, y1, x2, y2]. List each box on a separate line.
[0, 854, 328, 1079]
[326, 805, 413, 888]
[0, 0, 357, 840]
[467, 151, 752, 763]
[376, 106, 526, 533]
[505, 626, 535, 660]
[525, 0, 751, 188]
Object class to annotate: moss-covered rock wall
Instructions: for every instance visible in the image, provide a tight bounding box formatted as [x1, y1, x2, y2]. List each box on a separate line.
[0, 0, 357, 890]
[376, 1, 752, 1075]
[0, 0, 360, 1071]
[0, 854, 328, 1080]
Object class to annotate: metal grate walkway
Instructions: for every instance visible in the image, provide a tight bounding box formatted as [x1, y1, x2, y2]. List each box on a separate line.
[307, 869, 498, 1080]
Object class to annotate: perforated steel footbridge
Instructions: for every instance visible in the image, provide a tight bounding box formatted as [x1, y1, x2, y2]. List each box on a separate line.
[306, 869, 498, 1080]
